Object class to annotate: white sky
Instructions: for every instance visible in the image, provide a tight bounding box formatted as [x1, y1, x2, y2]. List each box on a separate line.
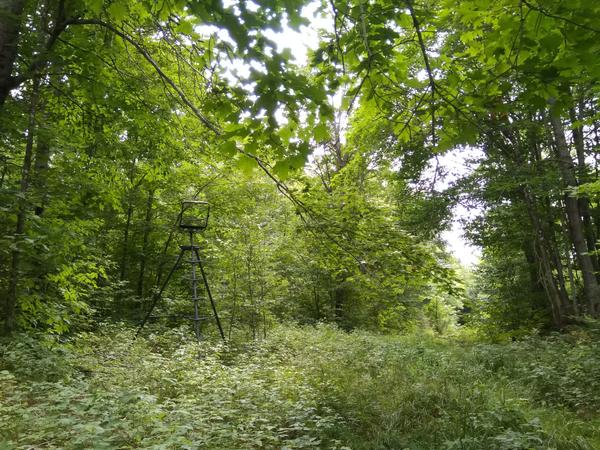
[263, 3, 326, 65]
[431, 148, 483, 267]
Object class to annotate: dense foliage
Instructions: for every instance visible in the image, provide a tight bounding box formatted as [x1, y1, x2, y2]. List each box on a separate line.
[2, 0, 600, 447]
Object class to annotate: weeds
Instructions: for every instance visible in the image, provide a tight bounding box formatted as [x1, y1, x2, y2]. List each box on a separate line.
[1, 324, 599, 449]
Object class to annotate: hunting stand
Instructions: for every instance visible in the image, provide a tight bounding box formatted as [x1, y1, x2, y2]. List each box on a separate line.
[136, 201, 225, 342]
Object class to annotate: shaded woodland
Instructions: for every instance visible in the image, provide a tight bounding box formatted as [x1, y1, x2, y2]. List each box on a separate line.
[1, 1, 600, 448]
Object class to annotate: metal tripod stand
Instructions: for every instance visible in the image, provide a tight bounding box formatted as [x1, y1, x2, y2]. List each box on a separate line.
[136, 202, 225, 341]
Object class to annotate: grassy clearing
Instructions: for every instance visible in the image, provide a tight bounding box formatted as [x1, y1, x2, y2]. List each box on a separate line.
[1, 324, 599, 449]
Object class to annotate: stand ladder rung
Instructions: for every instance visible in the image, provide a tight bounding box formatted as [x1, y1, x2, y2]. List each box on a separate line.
[148, 314, 211, 321]
[180, 245, 200, 251]
[148, 314, 190, 319]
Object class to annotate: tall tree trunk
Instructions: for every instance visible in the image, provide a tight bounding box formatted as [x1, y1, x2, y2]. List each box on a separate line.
[119, 202, 133, 283]
[534, 240, 563, 326]
[565, 247, 579, 316]
[33, 120, 50, 216]
[227, 265, 238, 340]
[522, 187, 567, 326]
[522, 240, 544, 294]
[313, 283, 321, 320]
[569, 105, 599, 276]
[4, 76, 40, 335]
[0, 0, 26, 107]
[117, 183, 135, 316]
[136, 188, 154, 299]
[550, 112, 600, 314]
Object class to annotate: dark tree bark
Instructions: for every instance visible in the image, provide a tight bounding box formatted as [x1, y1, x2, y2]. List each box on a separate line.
[522, 187, 567, 326]
[137, 188, 155, 299]
[227, 265, 238, 340]
[33, 120, 50, 216]
[569, 105, 599, 275]
[550, 111, 600, 314]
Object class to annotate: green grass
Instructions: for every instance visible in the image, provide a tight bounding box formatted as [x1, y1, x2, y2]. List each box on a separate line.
[1, 324, 599, 449]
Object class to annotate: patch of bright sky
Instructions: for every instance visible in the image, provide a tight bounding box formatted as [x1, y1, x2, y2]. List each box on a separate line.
[262, 3, 328, 65]
[420, 147, 484, 267]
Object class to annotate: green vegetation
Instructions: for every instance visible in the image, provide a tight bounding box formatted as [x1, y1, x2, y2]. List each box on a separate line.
[2, 324, 600, 449]
[2, 0, 600, 447]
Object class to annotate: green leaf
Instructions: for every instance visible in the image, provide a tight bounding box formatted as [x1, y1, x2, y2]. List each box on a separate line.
[221, 140, 238, 157]
[86, 0, 103, 15]
[272, 160, 290, 179]
[235, 154, 256, 174]
[108, 1, 128, 21]
[176, 20, 194, 35]
[314, 122, 330, 141]
[540, 31, 563, 52]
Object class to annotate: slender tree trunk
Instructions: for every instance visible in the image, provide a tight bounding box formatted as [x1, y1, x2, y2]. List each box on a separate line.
[228, 265, 238, 340]
[557, 205, 584, 316]
[313, 284, 321, 319]
[565, 248, 579, 316]
[522, 240, 544, 294]
[137, 188, 154, 299]
[550, 112, 600, 314]
[522, 188, 566, 326]
[33, 122, 50, 216]
[569, 105, 599, 275]
[4, 76, 40, 335]
[535, 240, 562, 326]
[545, 208, 572, 314]
[120, 202, 133, 282]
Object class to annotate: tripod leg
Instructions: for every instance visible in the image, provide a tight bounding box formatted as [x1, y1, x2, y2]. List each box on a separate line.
[190, 245, 201, 343]
[194, 248, 226, 341]
[135, 249, 185, 338]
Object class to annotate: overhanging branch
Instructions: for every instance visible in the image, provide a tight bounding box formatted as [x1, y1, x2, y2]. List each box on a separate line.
[66, 19, 221, 135]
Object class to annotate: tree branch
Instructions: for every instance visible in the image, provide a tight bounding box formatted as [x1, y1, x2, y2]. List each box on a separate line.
[66, 19, 221, 135]
[521, 0, 600, 34]
[406, 0, 436, 147]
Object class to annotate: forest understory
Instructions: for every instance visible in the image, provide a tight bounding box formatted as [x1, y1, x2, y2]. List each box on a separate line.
[2, 323, 600, 450]
[3, 0, 600, 448]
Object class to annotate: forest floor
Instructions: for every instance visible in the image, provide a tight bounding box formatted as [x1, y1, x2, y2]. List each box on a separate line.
[1, 324, 599, 450]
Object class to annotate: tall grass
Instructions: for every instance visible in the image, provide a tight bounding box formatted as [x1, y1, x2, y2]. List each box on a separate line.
[1, 324, 599, 449]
